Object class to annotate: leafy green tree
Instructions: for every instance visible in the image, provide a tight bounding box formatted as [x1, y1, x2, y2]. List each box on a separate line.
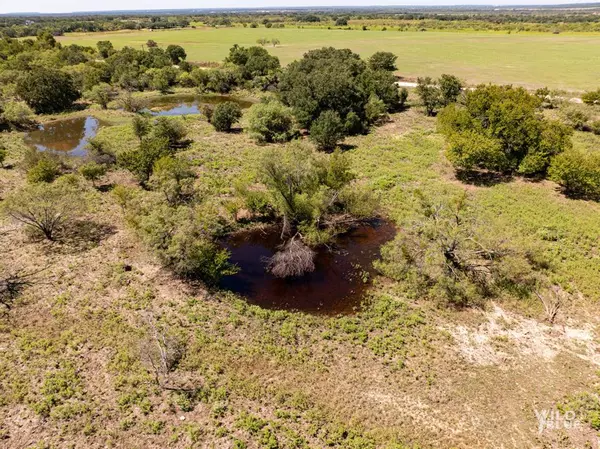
[179, 60, 192, 73]
[438, 74, 463, 106]
[0, 99, 34, 128]
[84, 83, 113, 109]
[190, 68, 210, 89]
[562, 106, 590, 131]
[367, 51, 397, 71]
[359, 68, 406, 113]
[79, 161, 106, 186]
[27, 159, 60, 184]
[255, 145, 377, 270]
[96, 40, 114, 58]
[152, 117, 187, 147]
[549, 150, 600, 199]
[436, 103, 473, 136]
[201, 68, 239, 93]
[149, 69, 171, 94]
[16, 68, 80, 114]
[364, 95, 387, 124]
[278, 47, 399, 129]
[582, 89, 600, 105]
[210, 102, 242, 132]
[446, 130, 509, 172]
[58, 44, 91, 65]
[309, 110, 345, 151]
[165, 45, 186, 64]
[2, 178, 86, 241]
[335, 17, 348, 26]
[135, 204, 236, 284]
[132, 116, 151, 141]
[246, 100, 296, 143]
[416, 77, 441, 116]
[439, 84, 573, 175]
[149, 156, 195, 205]
[118, 92, 148, 113]
[225, 45, 280, 81]
[518, 120, 573, 175]
[376, 193, 537, 306]
[118, 136, 171, 184]
[36, 31, 57, 49]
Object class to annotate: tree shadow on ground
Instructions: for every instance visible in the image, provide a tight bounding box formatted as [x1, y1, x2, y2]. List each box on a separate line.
[57, 220, 117, 251]
[554, 186, 600, 202]
[173, 139, 194, 149]
[97, 183, 115, 193]
[336, 143, 357, 152]
[455, 170, 514, 187]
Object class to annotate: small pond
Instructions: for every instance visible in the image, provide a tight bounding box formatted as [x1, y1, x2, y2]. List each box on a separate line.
[25, 116, 101, 157]
[219, 220, 396, 315]
[144, 94, 254, 116]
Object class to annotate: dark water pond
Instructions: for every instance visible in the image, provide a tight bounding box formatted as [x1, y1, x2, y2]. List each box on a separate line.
[144, 94, 253, 116]
[219, 220, 396, 315]
[25, 116, 101, 157]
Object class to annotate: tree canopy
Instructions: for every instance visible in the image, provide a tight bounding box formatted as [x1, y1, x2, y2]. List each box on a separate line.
[438, 84, 572, 175]
[278, 47, 404, 132]
[16, 68, 80, 114]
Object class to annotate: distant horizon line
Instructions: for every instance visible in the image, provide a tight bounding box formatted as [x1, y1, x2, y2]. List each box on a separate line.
[3, 2, 600, 16]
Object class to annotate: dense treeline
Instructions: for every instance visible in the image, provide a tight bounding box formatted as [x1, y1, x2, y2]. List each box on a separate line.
[4, 7, 600, 38]
[0, 16, 191, 37]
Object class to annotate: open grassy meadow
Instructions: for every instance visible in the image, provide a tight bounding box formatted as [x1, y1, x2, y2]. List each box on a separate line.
[59, 27, 600, 91]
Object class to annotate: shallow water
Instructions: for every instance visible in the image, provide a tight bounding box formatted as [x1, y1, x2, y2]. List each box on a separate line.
[144, 94, 253, 116]
[25, 116, 100, 157]
[219, 220, 396, 315]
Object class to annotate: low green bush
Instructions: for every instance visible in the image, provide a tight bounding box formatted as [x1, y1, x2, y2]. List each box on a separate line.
[549, 150, 600, 199]
[582, 88, 600, 105]
[309, 110, 345, 151]
[246, 100, 296, 143]
[27, 158, 60, 183]
[211, 102, 243, 132]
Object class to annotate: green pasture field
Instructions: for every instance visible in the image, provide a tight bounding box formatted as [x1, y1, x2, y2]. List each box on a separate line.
[58, 27, 600, 91]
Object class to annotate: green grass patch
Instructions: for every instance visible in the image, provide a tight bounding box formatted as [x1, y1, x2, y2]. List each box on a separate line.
[58, 28, 600, 90]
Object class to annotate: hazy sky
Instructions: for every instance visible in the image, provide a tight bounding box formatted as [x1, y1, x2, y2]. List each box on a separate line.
[0, 1, 594, 14]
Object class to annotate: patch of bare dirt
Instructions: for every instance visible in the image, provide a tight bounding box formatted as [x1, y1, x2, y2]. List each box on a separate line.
[444, 303, 600, 367]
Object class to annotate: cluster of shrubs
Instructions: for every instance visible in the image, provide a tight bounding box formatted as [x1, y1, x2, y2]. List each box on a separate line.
[561, 106, 600, 135]
[278, 48, 407, 149]
[435, 82, 600, 200]
[376, 192, 542, 307]
[0, 34, 285, 115]
[416, 74, 464, 116]
[199, 47, 405, 151]
[438, 85, 572, 176]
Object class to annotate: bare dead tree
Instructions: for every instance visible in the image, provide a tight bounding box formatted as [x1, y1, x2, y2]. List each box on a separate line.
[267, 237, 315, 278]
[534, 285, 568, 324]
[141, 313, 186, 390]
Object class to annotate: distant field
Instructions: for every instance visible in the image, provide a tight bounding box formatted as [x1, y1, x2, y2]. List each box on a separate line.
[58, 27, 600, 91]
